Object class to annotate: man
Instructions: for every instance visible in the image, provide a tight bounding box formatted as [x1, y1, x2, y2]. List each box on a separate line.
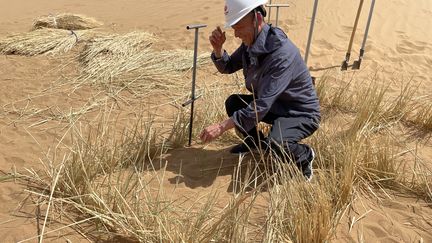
[199, 0, 320, 180]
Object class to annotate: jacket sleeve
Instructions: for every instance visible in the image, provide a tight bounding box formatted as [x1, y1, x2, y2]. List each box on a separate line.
[231, 56, 293, 133]
[211, 46, 244, 74]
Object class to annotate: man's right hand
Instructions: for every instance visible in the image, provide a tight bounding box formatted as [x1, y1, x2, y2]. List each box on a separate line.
[209, 26, 226, 58]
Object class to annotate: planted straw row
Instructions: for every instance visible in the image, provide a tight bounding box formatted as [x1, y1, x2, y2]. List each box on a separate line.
[0, 28, 87, 56]
[0, 13, 210, 88]
[0, 13, 101, 56]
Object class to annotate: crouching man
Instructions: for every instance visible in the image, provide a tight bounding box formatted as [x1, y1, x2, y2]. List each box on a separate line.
[199, 0, 320, 181]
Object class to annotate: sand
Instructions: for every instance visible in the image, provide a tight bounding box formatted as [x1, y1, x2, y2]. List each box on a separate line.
[0, 0, 431, 242]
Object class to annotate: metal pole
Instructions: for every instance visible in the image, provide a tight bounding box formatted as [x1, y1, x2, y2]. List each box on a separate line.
[184, 24, 207, 146]
[266, 4, 290, 27]
[276, 6, 279, 27]
[341, 0, 364, 70]
[361, 0, 374, 51]
[267, 0, 273, 23]
[352, 0, 375, 70]
[304, 0, 319, 65]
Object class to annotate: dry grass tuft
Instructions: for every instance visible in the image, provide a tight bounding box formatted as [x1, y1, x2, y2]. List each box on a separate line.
[0, 28, 86, 56]
[32, 13, 103, 30]
[264, 166, 352, 242]
[412, 101, 432, 132]
[17, 108, 260, 242]
[9, 68, 432, 242]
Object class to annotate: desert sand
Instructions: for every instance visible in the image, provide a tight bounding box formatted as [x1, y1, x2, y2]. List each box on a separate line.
[0, 0, 431, 242]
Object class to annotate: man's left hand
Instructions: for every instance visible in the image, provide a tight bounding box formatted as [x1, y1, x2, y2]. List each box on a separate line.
[199, 118, 235, 143]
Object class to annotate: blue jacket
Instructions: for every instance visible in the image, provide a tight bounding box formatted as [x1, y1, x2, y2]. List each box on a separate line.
[211, 24, 320, 133]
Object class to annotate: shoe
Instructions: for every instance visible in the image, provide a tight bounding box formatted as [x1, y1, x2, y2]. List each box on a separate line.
[230, 137, 261, 154]
[302, 148, 315, 182]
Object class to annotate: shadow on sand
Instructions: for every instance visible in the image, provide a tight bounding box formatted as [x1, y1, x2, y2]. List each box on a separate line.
[136, 146, 278, 193]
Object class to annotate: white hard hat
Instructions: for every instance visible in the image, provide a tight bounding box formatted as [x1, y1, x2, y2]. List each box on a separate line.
[224, 0, 268, 28]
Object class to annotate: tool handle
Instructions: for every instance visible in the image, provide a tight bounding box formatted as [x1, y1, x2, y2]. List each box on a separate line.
[360, 0, 375, 51]
[187, 24, 207, 30]
[305, 0, 319, 65]
[266, 4, 290, 7]
[347, 0, 364, 54]
[182, 95, 202, 107]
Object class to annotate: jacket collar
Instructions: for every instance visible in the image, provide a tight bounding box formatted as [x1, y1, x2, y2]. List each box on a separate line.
[247, 24, 285, 57]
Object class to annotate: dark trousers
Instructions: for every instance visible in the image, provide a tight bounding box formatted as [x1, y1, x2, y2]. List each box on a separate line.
[225, 94, 320, 166]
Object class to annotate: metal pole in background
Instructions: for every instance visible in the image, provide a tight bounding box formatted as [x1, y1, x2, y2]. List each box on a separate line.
[267, 0, 273, 23]
[304, 0, 319, 65]
[341, 0, 364, 71]
[183, 24, 207, 146]
[352, 0, 375, 70]
[266, 4, 290, 27]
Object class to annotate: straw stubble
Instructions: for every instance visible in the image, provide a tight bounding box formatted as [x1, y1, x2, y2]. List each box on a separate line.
[0, 28, 86, 56]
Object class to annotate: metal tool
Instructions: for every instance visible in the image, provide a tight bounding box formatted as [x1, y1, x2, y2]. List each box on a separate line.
[267, 0, 273, 23]
[183, 24, 207, 146]
[341, 0, 364, 71]
[352, 0, 375, 70]
[265, 3, 290, 27]
[304, 0, 319, 66]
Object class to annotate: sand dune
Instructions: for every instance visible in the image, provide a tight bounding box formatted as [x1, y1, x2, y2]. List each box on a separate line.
[1, 0, 431, 242]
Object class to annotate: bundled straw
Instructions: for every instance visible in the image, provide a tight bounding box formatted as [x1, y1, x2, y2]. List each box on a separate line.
[32, 13, 103, 30]
[79, 31, 156, 64]
[0, 28, 86, 56]
[154, 49, 210, 72]
[78, 31, 157, 82]
[78, 31, 210, 87]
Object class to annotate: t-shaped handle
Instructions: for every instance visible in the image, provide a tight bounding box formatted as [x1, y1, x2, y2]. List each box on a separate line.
[186, 24, 207, 30]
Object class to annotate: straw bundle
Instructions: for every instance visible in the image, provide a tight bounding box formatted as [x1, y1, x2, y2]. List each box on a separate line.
[32, 13, 103, 30]
[0, 28, 86, 56]
[79, 31, 156, 64]
[78, 31, 209, 85]
[78, 31, 157, 82]
[154, 49, 211, 72]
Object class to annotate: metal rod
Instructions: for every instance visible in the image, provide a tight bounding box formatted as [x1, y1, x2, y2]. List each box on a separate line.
[360, 0, 375, 51]
[185, 24, 206, 146]
[266, 4, 289, 26]
[182, 94, 202, 107]
[188, 28, 199, 147]
[304, 0, 319, 65]
[347, 0, 364, 55]
[276, 7, 280, 27]
[352, 0, 375, 70]
[266, 4, 290, 7]
[187, 24, 207, 30]
[341, 0, 364, 70]
[267, 0, 272, 23]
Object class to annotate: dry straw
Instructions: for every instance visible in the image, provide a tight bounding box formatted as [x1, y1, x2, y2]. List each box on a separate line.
[78, 31, 210, 92]
[32, 13, 103, 30]
[0, 28, 86, 56]
[13, 70, 432, 242]
[78, 31, 157, 82]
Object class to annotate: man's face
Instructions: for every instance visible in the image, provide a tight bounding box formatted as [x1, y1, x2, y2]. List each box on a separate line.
[232, 13, 255, 46]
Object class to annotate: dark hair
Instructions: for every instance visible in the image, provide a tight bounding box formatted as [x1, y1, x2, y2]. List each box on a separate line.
[254, 5, 267, 17]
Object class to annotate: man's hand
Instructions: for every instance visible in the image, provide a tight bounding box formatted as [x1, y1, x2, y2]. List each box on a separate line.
[209, 26, 226, 58]
[200, 118, 235, 143]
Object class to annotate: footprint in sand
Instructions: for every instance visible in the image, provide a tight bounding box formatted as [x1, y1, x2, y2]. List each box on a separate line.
[364, 224, 389, 237]
[341, 24, 355, 33]
[422, 9, 432, 15]
[396, 39, 428, 54]
[316, 39, 336, 50]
